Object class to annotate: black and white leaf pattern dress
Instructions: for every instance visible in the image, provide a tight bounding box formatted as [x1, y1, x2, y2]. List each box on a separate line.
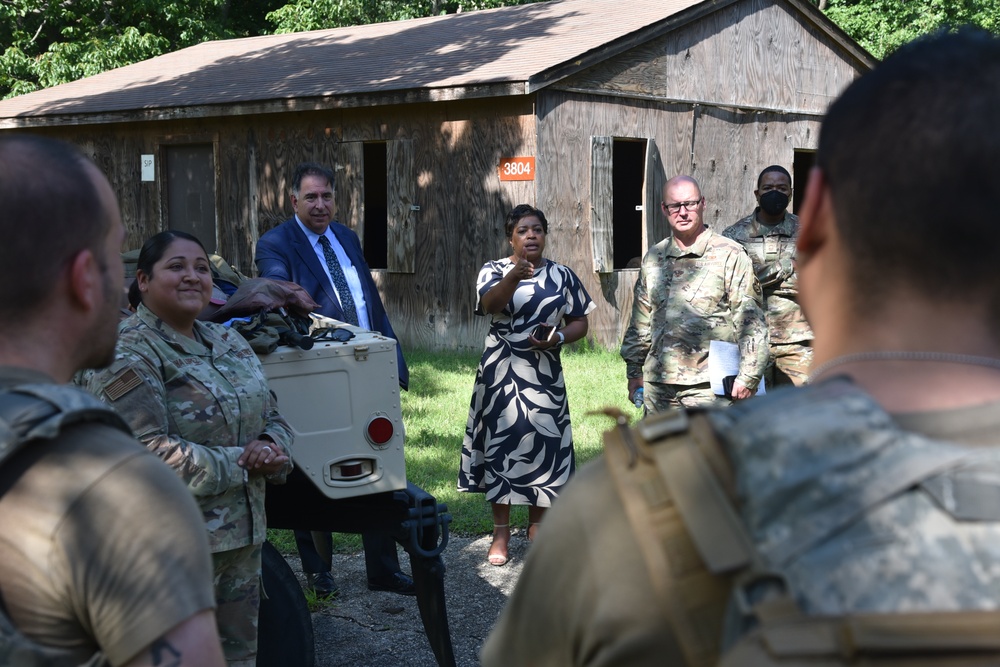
[458, 258, 596, 506]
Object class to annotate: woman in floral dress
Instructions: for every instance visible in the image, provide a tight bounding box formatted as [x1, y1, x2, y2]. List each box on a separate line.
[458, 204, 596, 566]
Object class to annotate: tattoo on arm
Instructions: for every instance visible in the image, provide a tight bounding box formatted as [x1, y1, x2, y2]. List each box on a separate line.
[149, 639, 182, 667]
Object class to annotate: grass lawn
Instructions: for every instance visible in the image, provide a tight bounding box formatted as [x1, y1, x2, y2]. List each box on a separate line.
[268, 342, 637, 553]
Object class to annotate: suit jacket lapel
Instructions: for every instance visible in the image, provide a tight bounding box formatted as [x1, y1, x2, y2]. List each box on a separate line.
[289, 222, 344, 320]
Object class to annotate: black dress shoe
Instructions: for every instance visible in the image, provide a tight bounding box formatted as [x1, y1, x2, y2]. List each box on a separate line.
[367, 572, 416, 596]
[307, 571, 340, 599]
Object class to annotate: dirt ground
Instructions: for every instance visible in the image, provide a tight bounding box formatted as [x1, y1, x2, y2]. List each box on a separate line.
[294, 531, 529, 666]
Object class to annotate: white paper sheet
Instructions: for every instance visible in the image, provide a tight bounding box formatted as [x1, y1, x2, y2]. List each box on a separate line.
[708, 340, 766, 396]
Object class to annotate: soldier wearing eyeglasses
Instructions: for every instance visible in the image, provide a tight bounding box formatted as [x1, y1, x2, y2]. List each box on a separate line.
[722, 166, 814, 387]
[620, 175, 768, 411]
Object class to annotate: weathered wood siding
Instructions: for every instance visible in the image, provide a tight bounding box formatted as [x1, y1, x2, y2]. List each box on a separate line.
[537, 0, 866, 349]
[536, 92, 694, 349]
[690, 107, 819, 230]
[28, 98, 536, 353]
[217, 101, 537, 352]
[561, 0, 862, 115]
[31, 128, 170, 255]
[17, 0, 868, 354]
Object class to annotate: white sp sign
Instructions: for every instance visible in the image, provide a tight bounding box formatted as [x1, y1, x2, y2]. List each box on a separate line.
[141, 154, 155, 182]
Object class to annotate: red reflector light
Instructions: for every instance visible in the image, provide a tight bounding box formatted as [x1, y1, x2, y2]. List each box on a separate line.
[329, 459, 373, 481]
[366, 416, 394, 445]
[341, 462, 364, 477]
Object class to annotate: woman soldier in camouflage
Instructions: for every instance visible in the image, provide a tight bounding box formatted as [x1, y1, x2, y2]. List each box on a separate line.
[83, 230, 294, 666]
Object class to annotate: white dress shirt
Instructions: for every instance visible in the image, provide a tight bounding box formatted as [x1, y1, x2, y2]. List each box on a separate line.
[295, 217, 371, 330]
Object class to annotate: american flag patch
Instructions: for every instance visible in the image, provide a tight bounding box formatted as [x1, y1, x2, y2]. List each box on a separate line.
[104, 368, 142, 401]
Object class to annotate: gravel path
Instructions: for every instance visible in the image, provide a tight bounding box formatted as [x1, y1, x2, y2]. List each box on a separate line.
[294, 531, 529, 666]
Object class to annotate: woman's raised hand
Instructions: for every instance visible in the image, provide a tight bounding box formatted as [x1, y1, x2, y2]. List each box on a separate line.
[512, 250, 534, 280]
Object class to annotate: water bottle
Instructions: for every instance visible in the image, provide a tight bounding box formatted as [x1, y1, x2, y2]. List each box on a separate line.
[632, 387, 644, 409]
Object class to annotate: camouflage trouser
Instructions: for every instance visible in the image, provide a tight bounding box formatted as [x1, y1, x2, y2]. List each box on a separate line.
[212, 543, 262, 667]
[765, 341, 813, 388]
[644, 381, 731, 414]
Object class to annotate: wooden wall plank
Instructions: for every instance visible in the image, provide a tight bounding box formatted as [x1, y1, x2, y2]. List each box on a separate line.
[537, 91, 695, 350]
[643, 138, 668, 250]
[336, 141, 365, 233]
[589, 136, 614, 273]
[386, 138, 415, 273]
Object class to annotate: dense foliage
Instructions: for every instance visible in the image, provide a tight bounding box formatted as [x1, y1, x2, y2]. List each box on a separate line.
[0, 0, 277, 98]
[265, 0, 541, 34]
[825, 0, 1000, 59]
[2, 0, 998, 99]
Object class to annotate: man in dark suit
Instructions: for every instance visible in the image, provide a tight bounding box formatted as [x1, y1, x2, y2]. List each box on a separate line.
[256, 162, 413, 597]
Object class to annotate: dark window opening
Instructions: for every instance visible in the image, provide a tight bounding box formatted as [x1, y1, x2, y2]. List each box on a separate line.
[165, 144, 217, 254]
[612, 139, 646, 269]
[363, 142, 388, 269]
[792, 149, 816, 215]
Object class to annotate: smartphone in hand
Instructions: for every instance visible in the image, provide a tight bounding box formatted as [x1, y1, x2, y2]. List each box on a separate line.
[533, 324, 555, 342]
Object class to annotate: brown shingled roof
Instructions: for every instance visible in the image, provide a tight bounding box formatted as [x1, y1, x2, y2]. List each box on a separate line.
[0, 0, 709, 121]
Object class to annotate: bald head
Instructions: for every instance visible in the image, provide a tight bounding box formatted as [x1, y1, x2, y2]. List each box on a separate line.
[661, 175, 706, 245]
[664, 175, 701, 198]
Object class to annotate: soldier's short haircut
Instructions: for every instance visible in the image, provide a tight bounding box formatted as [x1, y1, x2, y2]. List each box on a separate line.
[757, 165, 791, 188]
[817, 28, 1000, 320]
[504, 204, 549, 238]
[291, 162, 336, 194]
[0, 135, 108, 320]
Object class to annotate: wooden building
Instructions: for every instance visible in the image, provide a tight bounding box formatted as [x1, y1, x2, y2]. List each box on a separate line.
[0, 0, 874, 351]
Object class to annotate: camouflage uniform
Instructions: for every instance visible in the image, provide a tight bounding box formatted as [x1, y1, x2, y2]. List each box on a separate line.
[722, 210, 813, 387]
[482, 379, 1000, 667]
[81, 304, 293, 666]
[712, 378, 1000, 636]
[0, 367, 217, 667]
[620, 228, 768, 411]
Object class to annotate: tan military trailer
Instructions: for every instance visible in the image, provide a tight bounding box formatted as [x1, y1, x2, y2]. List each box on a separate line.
[256, 321, 455, 667]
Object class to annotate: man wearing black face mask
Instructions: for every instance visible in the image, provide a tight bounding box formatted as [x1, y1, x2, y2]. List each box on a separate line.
[723, 165, 813, 386]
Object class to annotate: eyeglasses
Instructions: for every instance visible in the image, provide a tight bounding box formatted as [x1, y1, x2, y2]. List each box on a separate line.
[662, 199, 702, 214]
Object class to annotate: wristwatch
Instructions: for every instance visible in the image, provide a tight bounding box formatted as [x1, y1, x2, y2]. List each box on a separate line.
[556, 331, 565, 346]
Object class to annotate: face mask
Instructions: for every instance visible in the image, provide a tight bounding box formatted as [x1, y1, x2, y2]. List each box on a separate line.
[759, 190, 789, 216]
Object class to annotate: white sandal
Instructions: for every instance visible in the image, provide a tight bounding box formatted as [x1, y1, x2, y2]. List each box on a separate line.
[488, 524, 510, 566]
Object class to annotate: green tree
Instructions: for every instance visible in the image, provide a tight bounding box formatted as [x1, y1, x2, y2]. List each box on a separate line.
[265, 0, 541, 33]
[0, 0, 280, 99]
[823, 0, 1000, 59]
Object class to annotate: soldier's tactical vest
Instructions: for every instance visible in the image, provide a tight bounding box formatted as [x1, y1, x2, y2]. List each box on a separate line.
[0, 384, 130, 667]
[603, 408, 1000, 667]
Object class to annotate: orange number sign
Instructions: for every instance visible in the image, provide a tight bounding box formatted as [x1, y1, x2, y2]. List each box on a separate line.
[498, 157, 535, 181]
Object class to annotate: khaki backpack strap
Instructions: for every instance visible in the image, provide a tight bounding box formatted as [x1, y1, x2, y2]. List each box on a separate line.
[650, 412, 755, 574]
[845, 610, 1000, 654]
[603, 409, 745, 667]
[721, 607, 1000, 666]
